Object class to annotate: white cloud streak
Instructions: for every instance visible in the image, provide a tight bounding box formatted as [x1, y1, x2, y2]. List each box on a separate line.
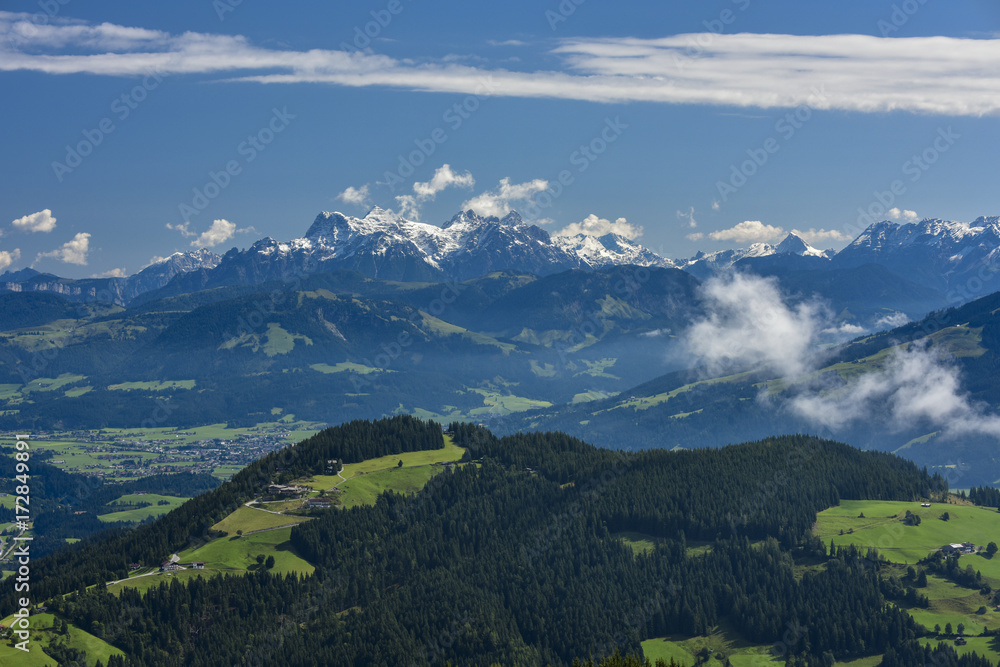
[676, 206, 698, 229]
[412, 164, 475, 199]
[2, 13, 999, 115]
[92, 267, 126, 278]
[167, 219, 253, 248]
[11, 209, 56, 233]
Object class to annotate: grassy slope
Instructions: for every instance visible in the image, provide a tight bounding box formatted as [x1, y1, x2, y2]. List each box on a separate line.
[108, 437, 466, 592]
[0, 612, 124, 667]
[211, 506, 310, 535]
[97, 494, 189, 523]
[177, 527, 314, 576]
[337, 466, 443, 509]
[815, 500, 1000, 583]
[816, 499, 1000, 662]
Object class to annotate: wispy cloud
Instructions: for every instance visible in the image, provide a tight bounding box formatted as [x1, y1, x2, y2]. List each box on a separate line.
[686, 273, 826, 379]
[396, 164, 475, 219]
[92, 267, 126, 278]
[168, 219, 254, 248]
[461, 177, 549, 218]
[2, 12, 999, 115]
[676, 206, 698, 229]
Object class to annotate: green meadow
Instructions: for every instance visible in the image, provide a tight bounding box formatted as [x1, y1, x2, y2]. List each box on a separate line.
[177, 526, 314, 576]
[97, 494, 188, 523]
[642, 633, 882, 666]
[211, 506, 310, 535]
[814, 500, 1000, 583]
[0, 612, 124, 667]
[336, 466, 443, 508]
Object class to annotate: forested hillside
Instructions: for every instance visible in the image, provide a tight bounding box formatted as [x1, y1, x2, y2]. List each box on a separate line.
[5, 417, 985, 666]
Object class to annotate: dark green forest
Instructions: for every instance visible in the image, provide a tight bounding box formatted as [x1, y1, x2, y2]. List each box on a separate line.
[6, 417, 992, 666]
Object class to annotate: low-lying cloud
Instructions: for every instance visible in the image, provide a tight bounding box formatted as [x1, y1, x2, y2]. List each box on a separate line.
[685, 273, 1000, 441]
[790, 342, 1000, 439]
[686, 273, 825, 378]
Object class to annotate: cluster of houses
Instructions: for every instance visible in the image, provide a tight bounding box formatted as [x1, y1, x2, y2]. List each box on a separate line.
[266, 484, 310, 499]
[159, 561, 205, 572]
[24, 424, 317, 482]
[941, 542, 978, 555]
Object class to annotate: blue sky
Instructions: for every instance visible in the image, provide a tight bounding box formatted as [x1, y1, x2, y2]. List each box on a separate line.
[1, 0, 998, 278]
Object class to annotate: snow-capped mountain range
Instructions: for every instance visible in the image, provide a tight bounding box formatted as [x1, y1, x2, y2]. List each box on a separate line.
[208, 207, 675, 286]
[831, 216, 1000, 290]
[2, 210, 999, 305]
[297, 207, 675, 279]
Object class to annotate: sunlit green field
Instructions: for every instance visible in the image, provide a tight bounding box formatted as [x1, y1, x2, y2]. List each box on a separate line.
[337, 466, 444, 508]
[97, 494, 189, 523]
[0, 612, 124, 667]
[211, 506, 310, 535]
[176, 526, 314, 576]
[814, 500, 1000, 584]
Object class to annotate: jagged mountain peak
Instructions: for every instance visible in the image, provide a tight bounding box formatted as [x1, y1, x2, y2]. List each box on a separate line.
[776, 232, 809, 254]
[775, 232, 830, 258]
